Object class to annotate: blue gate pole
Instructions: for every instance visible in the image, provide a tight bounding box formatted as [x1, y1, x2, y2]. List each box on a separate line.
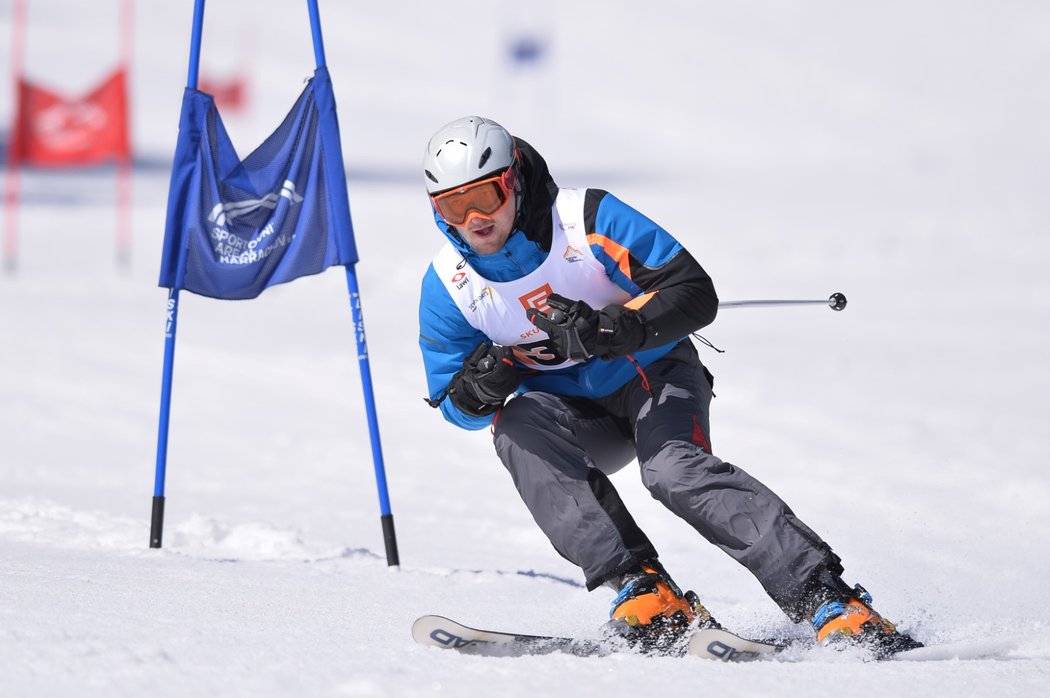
[309, 0, 399, 568]
[307, 0, 327, 68]
[150, 0, 206, 548]
[345, 266, 400, 568]
[150, 287, 181, 547]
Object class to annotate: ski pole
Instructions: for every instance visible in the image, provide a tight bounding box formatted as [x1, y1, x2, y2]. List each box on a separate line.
[718, 292, 847, 311]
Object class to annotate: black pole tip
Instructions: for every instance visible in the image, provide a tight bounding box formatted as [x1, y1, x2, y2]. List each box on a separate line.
[149, 496, 165, 548]
[829, 292, 848, 311]
[381, 514, 400, 568]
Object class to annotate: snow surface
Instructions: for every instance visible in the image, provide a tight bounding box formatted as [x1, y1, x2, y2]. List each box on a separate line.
[3, 1, 1050, 696]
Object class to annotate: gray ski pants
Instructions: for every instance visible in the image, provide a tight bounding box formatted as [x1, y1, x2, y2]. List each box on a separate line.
[492, 340, 840, 621]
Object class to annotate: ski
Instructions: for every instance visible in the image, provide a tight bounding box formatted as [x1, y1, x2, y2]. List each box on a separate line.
[412, 615, 782, 659]
[414, 615, 1012, 662]
[412, 615, 612, 657]
[688, 628, 1013, 662]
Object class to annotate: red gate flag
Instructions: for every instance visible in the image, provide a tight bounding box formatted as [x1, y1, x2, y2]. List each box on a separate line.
[198, 73, 249, 113]
[12, 69, 130, 167]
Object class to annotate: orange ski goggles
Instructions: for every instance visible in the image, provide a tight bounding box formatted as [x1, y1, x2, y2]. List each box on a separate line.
[431, 168, 516, 227]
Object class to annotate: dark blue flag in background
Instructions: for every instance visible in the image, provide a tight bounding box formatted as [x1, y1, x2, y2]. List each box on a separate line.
[158, 66, 358, 300]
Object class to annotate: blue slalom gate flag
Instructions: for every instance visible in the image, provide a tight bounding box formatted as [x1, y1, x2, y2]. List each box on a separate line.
[150, 0, 398, 568]
[158, 66, 358, 299]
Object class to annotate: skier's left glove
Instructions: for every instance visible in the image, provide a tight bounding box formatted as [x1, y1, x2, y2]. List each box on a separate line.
[526, 293, 647, 361]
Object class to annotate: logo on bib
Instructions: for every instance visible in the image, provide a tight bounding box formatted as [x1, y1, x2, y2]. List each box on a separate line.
[467, 286, 494, 313]
[450, 270, 470, 289]
[563, 246, 583, 263]
[512, 340, 565, 367]
[518, 283, 554, 313]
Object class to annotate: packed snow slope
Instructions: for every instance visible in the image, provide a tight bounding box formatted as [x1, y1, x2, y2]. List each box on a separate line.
[2, 1, 1049, 696]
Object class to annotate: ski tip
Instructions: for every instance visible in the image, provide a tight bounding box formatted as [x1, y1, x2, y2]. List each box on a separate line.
[411, 615, 462, 648]
[687, 628, 786, 662]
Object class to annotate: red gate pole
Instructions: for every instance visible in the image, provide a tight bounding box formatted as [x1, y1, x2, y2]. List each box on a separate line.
[3, 0, 28, 273]
[115, 0, 135, 268]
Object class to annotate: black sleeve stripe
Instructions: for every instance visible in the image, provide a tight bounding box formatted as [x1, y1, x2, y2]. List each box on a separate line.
[583, 188, 609, 234]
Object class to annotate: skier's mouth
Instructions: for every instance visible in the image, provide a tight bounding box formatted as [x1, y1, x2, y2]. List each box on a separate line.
[472, 224, 494, 238]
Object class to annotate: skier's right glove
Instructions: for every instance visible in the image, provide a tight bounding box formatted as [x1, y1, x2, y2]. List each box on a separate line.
[441, 341, 521, 417]
[527, 293, 647, 362]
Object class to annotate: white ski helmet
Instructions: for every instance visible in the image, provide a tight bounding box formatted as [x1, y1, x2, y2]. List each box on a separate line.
[423, 116, 516, 194]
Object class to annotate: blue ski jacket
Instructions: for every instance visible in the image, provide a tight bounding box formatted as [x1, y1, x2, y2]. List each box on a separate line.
[418, 139, 718, 430]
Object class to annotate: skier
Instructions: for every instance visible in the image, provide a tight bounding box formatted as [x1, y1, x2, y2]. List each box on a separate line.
[417, 115, 921, 657]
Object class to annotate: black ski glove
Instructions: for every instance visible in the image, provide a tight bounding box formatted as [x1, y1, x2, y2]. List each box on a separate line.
[444, 341, 521, 417]
[526, 293, 647, 361]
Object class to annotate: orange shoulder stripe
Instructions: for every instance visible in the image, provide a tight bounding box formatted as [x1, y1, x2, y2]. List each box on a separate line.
[587, 233, 633, 282]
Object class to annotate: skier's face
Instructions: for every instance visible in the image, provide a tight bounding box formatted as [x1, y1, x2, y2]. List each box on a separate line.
[460, 190, 516, 256]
